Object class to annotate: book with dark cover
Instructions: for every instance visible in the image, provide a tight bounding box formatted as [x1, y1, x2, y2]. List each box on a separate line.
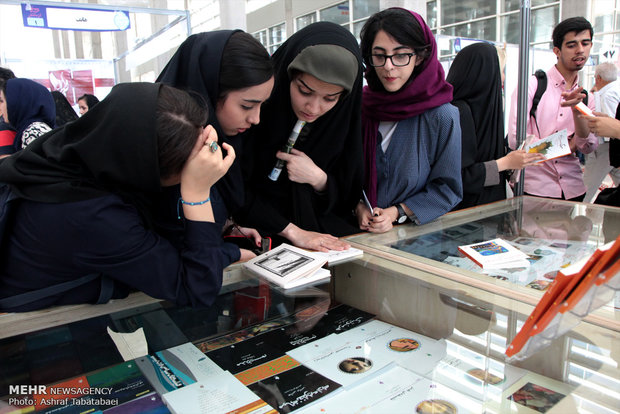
[204, 335, 286, 375]
[247, 365, 342, 413]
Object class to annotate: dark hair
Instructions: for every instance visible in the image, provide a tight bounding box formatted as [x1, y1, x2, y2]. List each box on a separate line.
[78, 93, 100, 110]
[51, 91, 79, 127]
[360, 8, 430, 91]
[218, 31, 273, 100]
[552, 16, 593, 49]
[156, 84, 208, 180]
[0, 67, 15, 82]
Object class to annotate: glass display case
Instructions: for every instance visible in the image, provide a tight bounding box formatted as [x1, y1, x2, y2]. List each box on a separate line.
[345, 196, 620, 330]
[0, 197, 618, 413]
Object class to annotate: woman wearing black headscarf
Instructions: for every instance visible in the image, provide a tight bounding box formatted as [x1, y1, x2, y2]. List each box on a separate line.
[0, 78, 55, 156]
[0, 83, 235, 312]
[447, 42, 542, 209]
[239, 22, 364, 252]
[156, 30, 274, 260]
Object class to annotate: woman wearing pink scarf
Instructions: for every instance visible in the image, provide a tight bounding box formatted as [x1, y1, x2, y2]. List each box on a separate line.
[356, 8, 462, 233]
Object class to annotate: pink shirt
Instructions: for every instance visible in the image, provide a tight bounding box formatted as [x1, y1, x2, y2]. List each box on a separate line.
[508, 65, 598, 199]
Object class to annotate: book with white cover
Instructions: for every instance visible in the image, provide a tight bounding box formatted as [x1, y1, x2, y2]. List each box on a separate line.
[317, 247, 364, 265]
[163, 371, 277, 414]
[458, 238, 530, 270]
[523, 129, 571, 163]
[243, 243, 328, 289]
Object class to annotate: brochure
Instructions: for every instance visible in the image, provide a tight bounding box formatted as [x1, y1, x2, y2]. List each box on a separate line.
[243, 243, 328, 289]
[458, 238, 530, 270]
[524, 129, 571, 163]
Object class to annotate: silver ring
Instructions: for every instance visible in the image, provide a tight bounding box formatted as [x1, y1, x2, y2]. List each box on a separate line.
[209, 141, 219, 153]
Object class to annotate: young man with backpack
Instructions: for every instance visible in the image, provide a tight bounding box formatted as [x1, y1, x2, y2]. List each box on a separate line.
[507, 17, 597, 201]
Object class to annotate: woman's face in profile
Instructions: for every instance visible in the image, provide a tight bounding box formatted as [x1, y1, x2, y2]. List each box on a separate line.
[216, 76, 274, 136]
[0, 89, 8, 124]
[78, 98, 89, 115]
[289, 72, 343, 123]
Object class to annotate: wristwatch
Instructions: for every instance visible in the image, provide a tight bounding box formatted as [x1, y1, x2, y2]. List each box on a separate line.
[394, 204, 408, 224]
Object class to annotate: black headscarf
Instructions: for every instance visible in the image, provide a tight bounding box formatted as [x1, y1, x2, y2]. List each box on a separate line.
[447, 42, 506, 209]
[51, 91, 79, 127]
[6, 78, 56, 143]
[156, 30, 245, 216]
[0, 83, 162, 222]
[242, 22, 363, 236]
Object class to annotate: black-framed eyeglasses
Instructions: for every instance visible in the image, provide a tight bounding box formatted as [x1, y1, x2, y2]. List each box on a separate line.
[369, 53, 415, 67]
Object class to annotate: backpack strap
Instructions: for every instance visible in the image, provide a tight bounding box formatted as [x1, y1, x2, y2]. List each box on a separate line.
[529, 69, 547, 120]
[0, 273, 106, 309]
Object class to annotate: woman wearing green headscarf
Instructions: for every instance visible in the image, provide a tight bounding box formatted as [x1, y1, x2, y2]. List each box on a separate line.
[239, 22, 364, 253]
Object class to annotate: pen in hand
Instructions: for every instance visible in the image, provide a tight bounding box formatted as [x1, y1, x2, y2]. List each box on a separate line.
[362, 190, 378, 217]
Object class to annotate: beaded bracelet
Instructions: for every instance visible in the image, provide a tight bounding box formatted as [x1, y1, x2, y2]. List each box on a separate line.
[177, 196, 210, 219]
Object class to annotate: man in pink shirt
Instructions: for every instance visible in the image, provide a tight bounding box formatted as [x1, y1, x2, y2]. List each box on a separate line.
[508, 17, 597, 201]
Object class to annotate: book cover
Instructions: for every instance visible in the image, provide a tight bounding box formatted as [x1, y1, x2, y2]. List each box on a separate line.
[458, 238, 530, 269]
[295, 365, 483, 414]
[287, 320, 446, 388]
[86, 361, 153, 406]
[524, 129, 571, 163]
[135, 343, 225, 395]
[204, 335, 286, 375]
[242, 243, 327, 289]
[247, 365, 342, 414]
[162, 371, 277, 414]
[316, 247, 364, 266]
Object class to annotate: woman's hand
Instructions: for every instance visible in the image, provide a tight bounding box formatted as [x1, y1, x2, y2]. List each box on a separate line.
[279, 223, 349, 252]
[276, 149, 327, 192]
[356, 202, 375, 230]
[584, 112, 620, 138]
[228, 225, 263, 248]
[181, 125, 235, 197]
[497, 150, 545, 171]
[365, 206, 395, 233]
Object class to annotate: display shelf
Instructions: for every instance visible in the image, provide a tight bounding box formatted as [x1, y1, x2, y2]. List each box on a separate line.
[344, 196, 620, 331]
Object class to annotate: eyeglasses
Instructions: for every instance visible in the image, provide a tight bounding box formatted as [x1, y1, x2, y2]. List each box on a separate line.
[369, 53, 415, 67]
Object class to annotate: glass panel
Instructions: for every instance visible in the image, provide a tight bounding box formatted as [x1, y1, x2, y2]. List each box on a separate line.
[353, 20, 366, 43]
[531, 5, 558, 44]
[320, 1, 349, 25]
[501, 13, 520, 45]
[503, 0, 558, 12]
[352, 0, 380, 20]
[427, 0, 438, 29]
[269, 23, 285, 46]
[441, 0, 496, 25]
[442, 18, 496, 42]
[253, 30, 267, 46]
[592, 0, 616, 33]
[296, 12, 316, 31]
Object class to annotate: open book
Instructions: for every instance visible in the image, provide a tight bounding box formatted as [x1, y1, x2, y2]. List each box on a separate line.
[243, 243, 330, 289]
[458, 238, 530, 270]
